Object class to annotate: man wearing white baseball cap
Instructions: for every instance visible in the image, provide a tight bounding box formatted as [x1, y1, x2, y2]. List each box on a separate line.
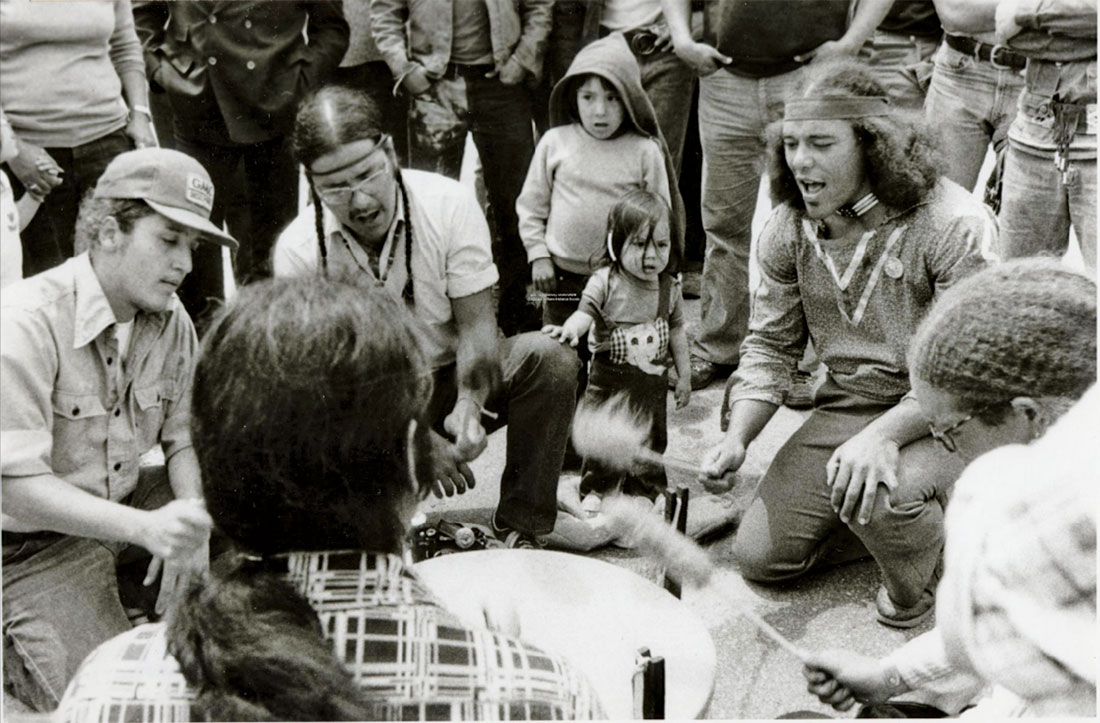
[0, 148, 235, 711]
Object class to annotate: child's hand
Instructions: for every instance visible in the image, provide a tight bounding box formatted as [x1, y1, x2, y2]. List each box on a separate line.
[674, 375, 691, 409]
[531, 258, 556, 293]
[541, 324, 580, 347]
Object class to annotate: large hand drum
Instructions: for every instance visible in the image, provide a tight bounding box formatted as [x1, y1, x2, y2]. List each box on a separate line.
[413, 549, 716, 719]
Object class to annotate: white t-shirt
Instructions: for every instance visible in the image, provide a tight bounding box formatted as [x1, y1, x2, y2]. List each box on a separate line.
[272, 169, 499, 370]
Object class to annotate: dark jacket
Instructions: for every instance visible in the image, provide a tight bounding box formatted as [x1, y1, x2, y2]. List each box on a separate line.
[133, 0, 349, 143]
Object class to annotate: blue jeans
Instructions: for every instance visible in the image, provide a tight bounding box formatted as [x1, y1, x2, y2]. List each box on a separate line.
[999, 140, 1096, 272]
[2, 467, 172, 711]
[924, 42, 1025, 191]
[408, 70, 537, 336]
[427, 333, 580, 536]
[732, 377, 966, 608]
[858, 30, 939, 112]
[692, 67, 804, 367]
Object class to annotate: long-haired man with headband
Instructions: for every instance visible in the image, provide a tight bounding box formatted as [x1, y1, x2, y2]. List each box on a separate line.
[700, 62, 994, 628]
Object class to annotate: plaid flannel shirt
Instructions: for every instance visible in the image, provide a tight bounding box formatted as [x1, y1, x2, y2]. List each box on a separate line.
[57, 552, 605, 721]
[937, 387, 1098, 717]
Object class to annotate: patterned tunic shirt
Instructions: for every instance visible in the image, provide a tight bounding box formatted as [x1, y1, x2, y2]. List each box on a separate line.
[57, 552, 605, 721]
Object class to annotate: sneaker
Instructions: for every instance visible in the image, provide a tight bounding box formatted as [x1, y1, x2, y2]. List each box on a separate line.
[491, 514, 543, 549]
[689, 355, 734, 390]
[784, 370, 817, 410]
[875, 585, 934, 628]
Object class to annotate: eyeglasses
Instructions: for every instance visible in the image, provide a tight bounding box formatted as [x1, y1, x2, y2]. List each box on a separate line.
[313, 135, 392, 206]
[927, 402, 1000, 453]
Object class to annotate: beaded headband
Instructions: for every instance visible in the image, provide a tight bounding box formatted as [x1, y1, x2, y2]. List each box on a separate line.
[784, 96, 892, 121]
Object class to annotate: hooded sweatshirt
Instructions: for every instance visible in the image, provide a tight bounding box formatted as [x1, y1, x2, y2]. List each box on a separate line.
[517, 33, 686, 275]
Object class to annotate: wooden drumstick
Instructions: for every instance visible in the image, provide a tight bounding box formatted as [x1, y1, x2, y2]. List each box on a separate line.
[603, 496, 809, 663]
[572, 394, 704, 476]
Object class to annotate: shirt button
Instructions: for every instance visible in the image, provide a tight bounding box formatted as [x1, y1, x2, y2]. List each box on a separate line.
[888, 674, 901, 685]
[244, 19, 252, 28]
[209, 14, 216, 23]
[208, 56, 217, 66]
[246, 60, 256, 70]
[113, 462, 122, 471]
[72, 407, 80, 415]
[114, 408, 121, 417]
[107, 357, 113, 365]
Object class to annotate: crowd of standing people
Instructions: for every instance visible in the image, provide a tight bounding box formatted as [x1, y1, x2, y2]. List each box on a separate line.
[1, 0, 1096, 719]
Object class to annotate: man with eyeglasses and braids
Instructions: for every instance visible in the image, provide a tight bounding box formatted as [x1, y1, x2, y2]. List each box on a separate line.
[273, 85, 580, 550]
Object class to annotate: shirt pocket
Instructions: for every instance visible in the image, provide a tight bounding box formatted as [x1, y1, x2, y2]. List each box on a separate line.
[51, 391, 108, 474]
[134, 382, 172, 450]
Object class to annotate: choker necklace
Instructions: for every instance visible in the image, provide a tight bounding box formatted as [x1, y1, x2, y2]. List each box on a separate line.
[835, 192, 879, 218]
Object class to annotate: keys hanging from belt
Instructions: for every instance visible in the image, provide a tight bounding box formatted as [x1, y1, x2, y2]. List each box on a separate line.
[1052, 101, 1088, 186]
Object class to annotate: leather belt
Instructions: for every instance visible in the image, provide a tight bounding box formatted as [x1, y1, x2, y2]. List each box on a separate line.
[944, 34, 1027, 70]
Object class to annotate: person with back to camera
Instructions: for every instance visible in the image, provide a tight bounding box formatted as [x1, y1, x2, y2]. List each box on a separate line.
[801, 259, 1096, 718]
[56, 277, 606, 722]
[518, 32, 685, 336]
[700, 60, 996, 628]
[543, 188, 690, 510]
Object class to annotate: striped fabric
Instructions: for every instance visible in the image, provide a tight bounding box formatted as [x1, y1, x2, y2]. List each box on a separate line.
[57, 552, 604, 721]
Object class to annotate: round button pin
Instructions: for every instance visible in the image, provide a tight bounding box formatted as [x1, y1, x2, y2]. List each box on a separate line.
[884, 257, 904, 279]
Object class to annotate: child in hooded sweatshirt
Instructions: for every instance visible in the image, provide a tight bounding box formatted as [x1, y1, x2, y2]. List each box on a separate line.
[517, 33, 685, 330]
[544, 189, 690, 506]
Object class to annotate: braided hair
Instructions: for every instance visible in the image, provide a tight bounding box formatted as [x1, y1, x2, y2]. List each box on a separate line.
[292, 85, 415, 304]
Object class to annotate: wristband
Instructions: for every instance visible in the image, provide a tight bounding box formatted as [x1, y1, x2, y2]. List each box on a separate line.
[129, 104, 154, 121]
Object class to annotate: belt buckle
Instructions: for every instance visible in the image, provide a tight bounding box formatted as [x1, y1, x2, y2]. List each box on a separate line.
[989, 44, 1014, 70]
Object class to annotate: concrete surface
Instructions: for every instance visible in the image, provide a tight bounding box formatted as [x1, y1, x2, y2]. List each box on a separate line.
[421, 293, 936, 720]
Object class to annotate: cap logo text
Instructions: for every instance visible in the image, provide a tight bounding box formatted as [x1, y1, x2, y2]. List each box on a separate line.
[185, 173, 214, 211]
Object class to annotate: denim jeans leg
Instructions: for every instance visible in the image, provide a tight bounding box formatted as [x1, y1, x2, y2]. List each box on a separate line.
[637, 49, 696, 174]
[858, 31, 938, 111]
[1067, 158, 1096, 271]
[495, 331, 580, 535]
[3, 536, 130, 711]
[467, 76, 538, 336]
[924, 45, 1016, 191]
[692, 69, 799, 366]
[999, 144, 1073, 261]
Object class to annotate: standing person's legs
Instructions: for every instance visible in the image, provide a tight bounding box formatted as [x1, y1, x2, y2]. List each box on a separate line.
[494, 331, 581, 536]
[1066, 157, 1096, 272]
[468, 75, 539, 336]
[998, 143, 1073, 261]
[171, 136, 232, 331]
[923, 44, 1016, 192]
[692, 69, 800, 378]
[858, 31, 939, 112]
[637, 48, 696, 174]
[239, 136, 299, 284]
[15, 129, 133, 277]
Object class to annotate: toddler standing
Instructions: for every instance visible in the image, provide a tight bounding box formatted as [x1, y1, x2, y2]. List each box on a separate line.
[517, 33, 683, 330]
[544, 189, 690, 503]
